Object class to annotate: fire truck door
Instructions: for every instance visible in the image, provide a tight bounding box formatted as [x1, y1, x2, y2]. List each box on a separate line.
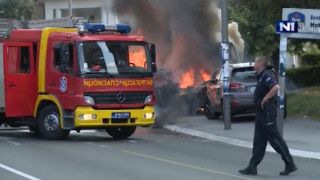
[3, 42, 37, 117]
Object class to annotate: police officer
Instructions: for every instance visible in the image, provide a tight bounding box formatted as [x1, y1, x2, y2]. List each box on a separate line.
[239, 56, 297, 176]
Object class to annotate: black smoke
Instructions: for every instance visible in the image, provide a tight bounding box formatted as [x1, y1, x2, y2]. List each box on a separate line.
[112, 0, 221, 84]
[111, 0, 243, 127]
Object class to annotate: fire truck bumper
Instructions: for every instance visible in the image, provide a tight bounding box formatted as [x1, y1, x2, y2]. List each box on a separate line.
[73, 106, 155, 128]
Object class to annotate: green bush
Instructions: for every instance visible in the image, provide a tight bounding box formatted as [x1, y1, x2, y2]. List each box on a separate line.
[287, 87, 320, 121]
[286, 65, 320, 89]
[301, 53, 320, 65]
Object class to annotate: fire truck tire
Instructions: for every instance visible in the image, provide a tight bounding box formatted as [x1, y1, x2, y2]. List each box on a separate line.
[106, 126, 136, 139]
[37, 105, 70, 140]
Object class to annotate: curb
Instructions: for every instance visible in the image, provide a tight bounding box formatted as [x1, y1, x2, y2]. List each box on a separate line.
[164, 124, 320, 160]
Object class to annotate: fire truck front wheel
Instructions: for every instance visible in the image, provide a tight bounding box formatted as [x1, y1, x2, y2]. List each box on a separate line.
[37, 105, 70, 140]
[106, 126, 136, 139]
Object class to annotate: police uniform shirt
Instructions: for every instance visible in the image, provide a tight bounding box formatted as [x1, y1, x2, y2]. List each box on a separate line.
[254, 69, 277, 108]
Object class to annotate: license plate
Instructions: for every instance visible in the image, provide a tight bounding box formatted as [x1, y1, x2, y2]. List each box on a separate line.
[111, 112, 131, 119]
[247, 86, 256, 93]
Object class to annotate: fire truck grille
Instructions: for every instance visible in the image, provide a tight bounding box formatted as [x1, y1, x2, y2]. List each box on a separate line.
[84, 92, 152, 104]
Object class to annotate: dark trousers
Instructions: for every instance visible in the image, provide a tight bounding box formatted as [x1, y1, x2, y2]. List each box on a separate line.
[250, 103, 293, 166]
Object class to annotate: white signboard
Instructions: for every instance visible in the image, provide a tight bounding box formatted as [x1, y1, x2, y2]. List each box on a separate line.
[283, 8, 320, 34]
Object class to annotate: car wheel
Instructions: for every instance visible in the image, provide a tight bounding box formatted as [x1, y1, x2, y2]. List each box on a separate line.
[106, 126, 136, 139]
[203, 101, 221, 120]
[37, 105, 70, 140]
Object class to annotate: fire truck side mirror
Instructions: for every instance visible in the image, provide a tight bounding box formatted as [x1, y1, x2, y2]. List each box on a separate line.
[150, 43, 157, 73]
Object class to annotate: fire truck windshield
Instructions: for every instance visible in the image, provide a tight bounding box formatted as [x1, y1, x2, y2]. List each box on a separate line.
[77, 41, 153, 77]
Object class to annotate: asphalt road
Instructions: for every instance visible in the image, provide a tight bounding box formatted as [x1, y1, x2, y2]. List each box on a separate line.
[0, 127, 319, 180]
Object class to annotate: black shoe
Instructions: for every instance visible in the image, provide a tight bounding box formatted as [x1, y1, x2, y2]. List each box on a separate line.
[239, 165, 257, 175]
[280, 163, 297, 176]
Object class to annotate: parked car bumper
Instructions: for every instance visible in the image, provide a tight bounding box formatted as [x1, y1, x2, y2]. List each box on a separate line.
[230, 96, 256, 115]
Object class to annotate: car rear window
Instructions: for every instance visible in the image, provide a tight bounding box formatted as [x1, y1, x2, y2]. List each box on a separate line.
[232, 67, 257, 82]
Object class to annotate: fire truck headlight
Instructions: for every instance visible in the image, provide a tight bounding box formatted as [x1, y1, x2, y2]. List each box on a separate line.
[84, 96, 95, 105]
[144, 95, 153, 103]
[144, 112, 154, 119]
[79, 114, 97, 120]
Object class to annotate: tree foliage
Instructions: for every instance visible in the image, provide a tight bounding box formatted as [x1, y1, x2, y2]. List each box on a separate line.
[0, 0, 36, 20]
[228, 0, 320, 60]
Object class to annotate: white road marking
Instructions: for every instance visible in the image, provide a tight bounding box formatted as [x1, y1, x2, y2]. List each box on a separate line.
[0, 136, 15, 140]
[164, 125, 320, 160]
[0, 163, 41, 180]
[122, 150, 257, 180]
[0, 136, 21, 145]
[99, 144, 110, 148]
[3, 139, 21, 146]
[85, 142, 113, 149]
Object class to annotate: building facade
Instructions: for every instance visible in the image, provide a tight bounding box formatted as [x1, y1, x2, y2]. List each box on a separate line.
[39, 0, 116, 24]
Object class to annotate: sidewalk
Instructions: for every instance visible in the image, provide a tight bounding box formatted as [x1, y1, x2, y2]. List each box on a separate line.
[164, 115, 320, 160]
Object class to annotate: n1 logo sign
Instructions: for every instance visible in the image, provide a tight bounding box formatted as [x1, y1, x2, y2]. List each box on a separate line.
[276, 21, 298, 33]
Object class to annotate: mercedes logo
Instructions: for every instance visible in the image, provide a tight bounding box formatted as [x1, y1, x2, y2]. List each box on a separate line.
[116, 92, 126, 103]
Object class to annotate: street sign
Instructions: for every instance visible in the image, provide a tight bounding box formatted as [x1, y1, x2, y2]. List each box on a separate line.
[282, 8, 320, 34]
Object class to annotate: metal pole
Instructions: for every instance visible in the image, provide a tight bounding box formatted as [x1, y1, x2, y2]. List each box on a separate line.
[276, 10, 289, 137]
[277, 34, 287, 137]
[221, 0, 231, 130]
[68, 0, 73, 17]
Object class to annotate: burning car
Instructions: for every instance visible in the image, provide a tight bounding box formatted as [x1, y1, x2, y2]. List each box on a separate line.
[179, 85, 207, 116]
[153, 69, 205, 120]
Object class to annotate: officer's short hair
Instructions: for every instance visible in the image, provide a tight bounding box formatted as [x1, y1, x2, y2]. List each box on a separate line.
[255, 56, 268, 68]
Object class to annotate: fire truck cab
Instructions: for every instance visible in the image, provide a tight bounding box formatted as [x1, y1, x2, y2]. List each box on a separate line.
[0, 18, 157, 140]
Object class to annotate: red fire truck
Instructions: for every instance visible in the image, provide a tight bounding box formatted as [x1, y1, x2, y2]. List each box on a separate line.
[0, 18, 157, 140]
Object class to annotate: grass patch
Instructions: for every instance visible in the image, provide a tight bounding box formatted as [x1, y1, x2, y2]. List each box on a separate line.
[287, 86, 320, 121]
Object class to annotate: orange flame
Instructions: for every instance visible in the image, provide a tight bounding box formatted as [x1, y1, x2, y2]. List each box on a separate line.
[200, 70, 211, 81]
[180, 69, 194, 88]
[179, 69, 211, 88]
[129, 48, 146, 68]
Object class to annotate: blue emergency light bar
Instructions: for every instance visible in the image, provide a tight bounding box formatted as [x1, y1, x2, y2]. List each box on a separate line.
[84, 23, 105, 33]
[82, 23, 131, 34]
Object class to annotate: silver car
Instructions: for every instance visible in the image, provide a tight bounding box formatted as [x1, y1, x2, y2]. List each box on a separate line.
[203, 62, 279, 119]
